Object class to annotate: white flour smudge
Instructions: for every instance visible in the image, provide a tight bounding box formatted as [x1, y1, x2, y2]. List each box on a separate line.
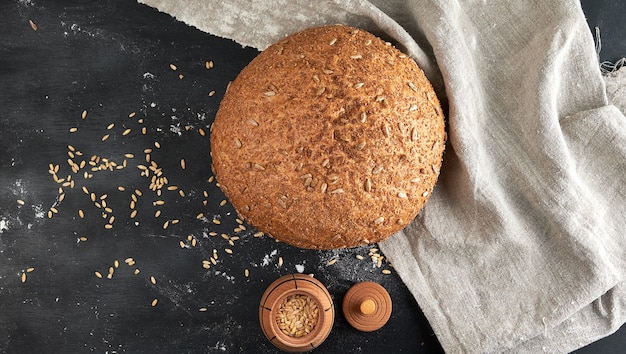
[214, 270, 235, 284]
[18, 0, 35, 7]
[170, 123, 182, 136]
[261, 249, 278, 266]
[295, 264, 305, 273]
[211, 341, 227, 351]
[33, 204, 45, 219]
[0, 218, 9, 233]
[10, 179, 26, 195]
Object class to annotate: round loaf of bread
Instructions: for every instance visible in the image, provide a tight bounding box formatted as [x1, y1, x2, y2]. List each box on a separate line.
[210, 25, 446, 249]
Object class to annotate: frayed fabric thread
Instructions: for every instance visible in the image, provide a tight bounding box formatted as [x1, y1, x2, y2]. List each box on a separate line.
[594, 27, 626, 74]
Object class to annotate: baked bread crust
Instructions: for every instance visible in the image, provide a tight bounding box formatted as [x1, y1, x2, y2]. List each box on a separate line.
[211, 25, 446, 249]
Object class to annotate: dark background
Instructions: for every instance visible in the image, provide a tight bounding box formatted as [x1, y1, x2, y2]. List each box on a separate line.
[0, 0, 623, 353]
[580, 0, 626, 67]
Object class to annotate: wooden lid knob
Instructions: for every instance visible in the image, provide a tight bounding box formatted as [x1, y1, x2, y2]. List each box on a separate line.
[359, 298, 376, 315]
[259, 274, 335, 352]
[342, 281, 391, 332]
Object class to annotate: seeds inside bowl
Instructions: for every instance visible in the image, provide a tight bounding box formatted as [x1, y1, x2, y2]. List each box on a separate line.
[276, 293, 319, 338]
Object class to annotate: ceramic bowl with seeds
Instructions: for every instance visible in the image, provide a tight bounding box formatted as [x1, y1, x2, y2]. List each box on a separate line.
[211, 24, 446, 249]
[259, 274, 334, 352]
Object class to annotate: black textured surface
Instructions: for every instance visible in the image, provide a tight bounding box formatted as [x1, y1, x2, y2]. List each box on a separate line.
[0, 1, 623, 353]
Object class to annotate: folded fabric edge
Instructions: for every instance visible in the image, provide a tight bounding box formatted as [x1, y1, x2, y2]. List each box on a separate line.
[136, 0, 255, 48]
[380, 224, 625, 354]
[378, 229, 461, 352]
[510, 282, 626, 353]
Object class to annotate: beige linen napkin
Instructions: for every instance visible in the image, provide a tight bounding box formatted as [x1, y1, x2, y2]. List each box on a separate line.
[137, 0, 626, 352]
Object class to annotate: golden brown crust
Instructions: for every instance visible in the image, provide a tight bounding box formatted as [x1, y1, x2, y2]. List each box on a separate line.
[210, 25, 446, 249]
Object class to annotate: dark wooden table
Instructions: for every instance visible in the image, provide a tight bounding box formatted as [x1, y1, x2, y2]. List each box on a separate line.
[1, 1, 623, 353]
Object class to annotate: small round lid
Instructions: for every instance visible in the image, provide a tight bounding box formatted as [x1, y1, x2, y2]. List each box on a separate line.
[259, 274, 335, 352]
[342, 281, 392, 332]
